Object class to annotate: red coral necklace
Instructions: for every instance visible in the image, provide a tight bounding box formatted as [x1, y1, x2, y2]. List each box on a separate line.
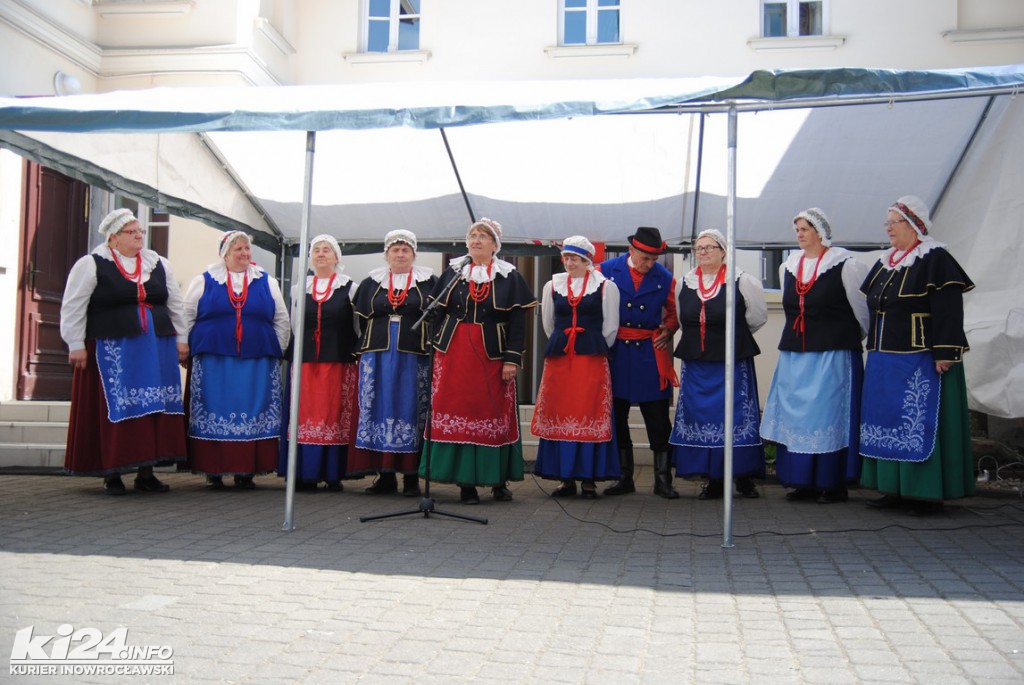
[226, 269, 249, 354]
[695, 264, 726, 352]
[888, 240, 921, 268]
[388, 270, 412, 308]
[792, 247, 828, 351]
[562, 271, 590, 355]
[468, 261, 493, 303]
[310, 274, 335, 361]
[111, 249, 151, 332]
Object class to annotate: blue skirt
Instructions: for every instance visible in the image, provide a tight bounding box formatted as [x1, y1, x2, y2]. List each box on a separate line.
[533, 437, 621, 482]
[762, 350, 862, 489]
[670, 358, 764, 479]
[356, 321, 430, 453]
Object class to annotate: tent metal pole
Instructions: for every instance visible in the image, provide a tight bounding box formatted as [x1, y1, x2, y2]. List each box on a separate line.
[283, 130, 316, 531]
[439, 127, 476, 222]
[690, 113, 706, 245]
[933, 95, 996, 217]
[722, 104, 737, 549]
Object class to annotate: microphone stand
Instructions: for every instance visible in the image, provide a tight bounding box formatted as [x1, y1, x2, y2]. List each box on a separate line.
[361, 258, 487, 525]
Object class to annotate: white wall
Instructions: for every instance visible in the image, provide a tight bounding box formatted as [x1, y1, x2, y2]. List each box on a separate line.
[0, 150, 22, 401]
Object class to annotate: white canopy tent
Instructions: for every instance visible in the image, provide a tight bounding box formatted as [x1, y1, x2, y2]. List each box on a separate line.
[2, 67, 1022, 535]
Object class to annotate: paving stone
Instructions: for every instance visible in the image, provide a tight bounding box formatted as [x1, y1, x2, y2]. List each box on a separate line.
[2, 473, 1023, 684]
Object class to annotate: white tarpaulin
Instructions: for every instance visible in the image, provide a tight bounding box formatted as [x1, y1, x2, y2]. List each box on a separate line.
[1, 68, 1022, 416]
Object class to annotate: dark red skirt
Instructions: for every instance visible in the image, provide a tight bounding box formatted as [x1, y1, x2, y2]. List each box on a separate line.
[188, 437, 279, 476]
[65, 340, 186, 476]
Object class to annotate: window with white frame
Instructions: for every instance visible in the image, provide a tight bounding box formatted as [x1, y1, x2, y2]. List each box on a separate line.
[561, 0, 621, 46]
[365, 0, 420, 53]
[762, 0, 825, 38]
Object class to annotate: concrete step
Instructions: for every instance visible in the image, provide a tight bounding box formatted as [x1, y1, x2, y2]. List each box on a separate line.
[0, 400, 70, 423]
[0, 421, 70, 445]
[0, 443, 65, 470]
[0, 402, 71, 470]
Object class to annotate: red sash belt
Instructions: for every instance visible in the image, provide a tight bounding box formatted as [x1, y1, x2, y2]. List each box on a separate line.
[616, 327, 679, 390]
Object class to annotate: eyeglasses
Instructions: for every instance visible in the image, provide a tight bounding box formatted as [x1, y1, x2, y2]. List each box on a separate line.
[118, 229, 145, 237]
[694, 245, 721, 254]
[883, 220, 907, 228]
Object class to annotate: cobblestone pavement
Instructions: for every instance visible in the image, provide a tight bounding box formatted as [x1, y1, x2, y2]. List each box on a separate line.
[1, 470, 1023, 684]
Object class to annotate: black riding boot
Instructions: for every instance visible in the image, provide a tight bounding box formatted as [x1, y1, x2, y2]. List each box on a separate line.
[604, 447, 636, 495]
[652, 451, 679, 499]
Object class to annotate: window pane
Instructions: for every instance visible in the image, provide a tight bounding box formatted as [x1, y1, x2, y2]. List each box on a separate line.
[367, 20, 389, 52]
[564, 12, 586, 44]
[565, 0, 586, 8]
[799, 1, 823, 35]
[597, 0, 620, 6]
[763, 3, 786, 37]
[369, 0, 390, 18]
[398, 16, 419, 50]
[597, 9, 619, 44]
[402, 0, 420, 12]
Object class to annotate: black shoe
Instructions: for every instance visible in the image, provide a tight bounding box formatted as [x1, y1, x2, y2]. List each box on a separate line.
[906, 501, 944, 516]
[402, 475, 421, 497]
[492, 485, 513, 502]
[603, 478, 636, 496]
[325, 481, 344, 492]
[365, 473, 398, 495]
[736, 478, 759, 499]
[460, 486, 480, 505]
[653, 480, 680, 500]
[580, 481, 598, 499]
[104, 477, 126, 496]
[233, 475, 255, 490]
[817, 489, 848, 504]
[698, 480, 723, 500]
[133, 475, 170, 493]
[866, 494, 903, 509]
[785, 488, 818, 502]
[551, 481, 577, 498]
[207, 475, 225, 491]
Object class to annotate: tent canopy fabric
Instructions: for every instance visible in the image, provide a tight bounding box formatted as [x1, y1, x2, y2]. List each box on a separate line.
[1, 66, 1022, 417]
[1, 66, 1022, 250]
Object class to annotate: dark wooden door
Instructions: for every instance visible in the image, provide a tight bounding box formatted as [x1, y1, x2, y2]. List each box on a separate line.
[17, 162, 89, 400]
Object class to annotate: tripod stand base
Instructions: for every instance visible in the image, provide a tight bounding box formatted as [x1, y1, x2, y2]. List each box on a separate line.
[360, 496, 488, 525]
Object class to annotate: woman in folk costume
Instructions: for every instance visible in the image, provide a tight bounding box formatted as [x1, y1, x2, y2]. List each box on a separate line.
[278, 234, 360, 492]
[532, 236, 621, 498]
[60, 208, 188, 495]
[760, 208, 870, 504]
[859, 196, 975, 516]
[423, 218, 538, 505]
[670, 228, 768, 500]
[350, 230, 436, 497]
[183, 231, 290, 490]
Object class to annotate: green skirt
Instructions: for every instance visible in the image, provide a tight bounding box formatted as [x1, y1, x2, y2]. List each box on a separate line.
[860, 364, 975, 501]
[418, 439, 525, 487]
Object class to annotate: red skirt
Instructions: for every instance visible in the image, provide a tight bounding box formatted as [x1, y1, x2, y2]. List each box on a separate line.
[428, 324, 519, 447]
[296, 362, 355, 445]
[531, 354, 613, 442]
[65, 340, 186, 476]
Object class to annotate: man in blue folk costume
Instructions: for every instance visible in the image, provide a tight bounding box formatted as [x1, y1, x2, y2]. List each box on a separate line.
[598, 227, 681, 499]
